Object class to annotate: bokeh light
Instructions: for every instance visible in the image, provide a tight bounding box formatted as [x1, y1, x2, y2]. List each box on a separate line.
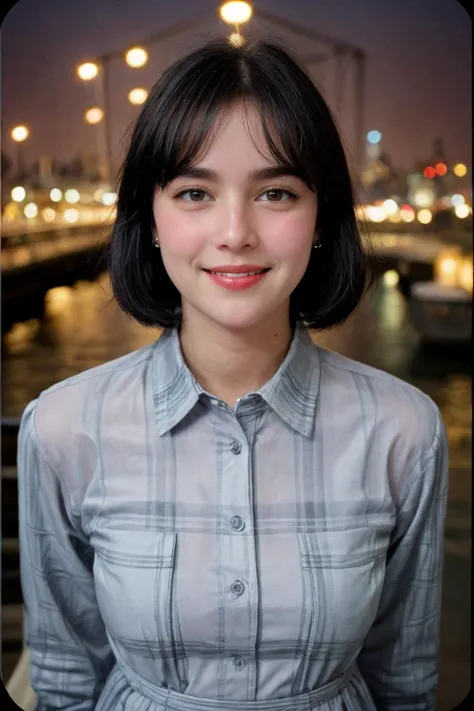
[77, 62, 99, 80]
[453, 163, 467, 177]
[64, 208, 80, 223]
[413, 188, 435, 208]
[458, 258, 473, 293]
[400, 205, 415, 222]
[128, 88, 148, 105]
[11, 125, 29, 142]
[11, 186, 26, 202]
[42, 207, 57, 222]
[125, 47, 148, 68]
[367, 130, 382, 144]
[24, 202, 38, 219]
[65, 189, 80, 204]
[50, 188, 63, 202]
[417, 209, 432, 224]
[219, 1, 253, 24]
[101, 191, 117, 206]
[454, 204, 470, 219]
[383, 270, 400, 287]
[366, 205, 386, 222]
[85, 107, 104, 124]
[383, 199, 398, 215]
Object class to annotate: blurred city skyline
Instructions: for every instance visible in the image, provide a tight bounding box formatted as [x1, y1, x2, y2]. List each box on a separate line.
[1, 0, 471, 175]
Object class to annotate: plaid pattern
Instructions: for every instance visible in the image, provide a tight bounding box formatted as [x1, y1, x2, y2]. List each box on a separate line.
[18, 323, 448, 710]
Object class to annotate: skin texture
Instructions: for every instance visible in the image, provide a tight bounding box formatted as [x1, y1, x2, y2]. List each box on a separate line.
[152, 102, 318, 405]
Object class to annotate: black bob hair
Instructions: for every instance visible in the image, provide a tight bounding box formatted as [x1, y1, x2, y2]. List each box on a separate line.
[109, 37, 372, 330]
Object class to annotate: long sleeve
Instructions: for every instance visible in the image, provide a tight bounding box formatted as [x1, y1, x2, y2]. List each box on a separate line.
[17, 399, 115, 711]
[357, 408, 449, 710]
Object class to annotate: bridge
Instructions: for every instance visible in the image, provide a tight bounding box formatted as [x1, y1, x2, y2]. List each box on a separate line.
[2, 226, 109, 334]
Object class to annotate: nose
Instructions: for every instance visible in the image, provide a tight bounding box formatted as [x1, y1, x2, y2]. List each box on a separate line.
[215, 201, 259, 251]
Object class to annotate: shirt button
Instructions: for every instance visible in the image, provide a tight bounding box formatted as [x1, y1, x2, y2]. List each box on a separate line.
[230, 515, 245, 532]
[232, 656, 246, 670]
[230, 580, 245, 596]
[230, 440, 242, 454]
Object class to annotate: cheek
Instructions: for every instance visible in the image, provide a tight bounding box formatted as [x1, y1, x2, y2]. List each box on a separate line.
[265, 214, 315, 261]
[154, 206, 205, 257]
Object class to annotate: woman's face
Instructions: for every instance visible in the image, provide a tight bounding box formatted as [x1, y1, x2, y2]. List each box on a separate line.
[152, 102, 318, 334]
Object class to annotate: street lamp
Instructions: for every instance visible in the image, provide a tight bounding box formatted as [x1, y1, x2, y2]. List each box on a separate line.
[76, 49, 148, 183]
[76, 60, 111, 183]
[128, 88, 148, 105]
[11, 124, 30, 179]
[85, 107, 104, 124]
[77, 62, 99, 80]
[219, 1, 253, 24]
[125, 47, 148, 68]
[11, 125, 29, 142]
[219, 1, 252, 44]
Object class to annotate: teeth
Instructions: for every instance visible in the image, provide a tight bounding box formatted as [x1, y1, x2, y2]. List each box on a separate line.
[213, 271, 264, 277]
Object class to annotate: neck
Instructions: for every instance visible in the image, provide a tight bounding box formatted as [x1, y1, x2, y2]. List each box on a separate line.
[178, 311, 294, 407]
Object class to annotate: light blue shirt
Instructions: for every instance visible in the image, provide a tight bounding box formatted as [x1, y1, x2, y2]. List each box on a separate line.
[18, 323, 448, 710]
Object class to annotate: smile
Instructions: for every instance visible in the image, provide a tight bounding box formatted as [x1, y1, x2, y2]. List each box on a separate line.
[208, 269, 268, 277]
[203, 268, 271, 291]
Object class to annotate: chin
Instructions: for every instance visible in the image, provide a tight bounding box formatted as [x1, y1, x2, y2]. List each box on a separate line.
[201, 306, 271, 331]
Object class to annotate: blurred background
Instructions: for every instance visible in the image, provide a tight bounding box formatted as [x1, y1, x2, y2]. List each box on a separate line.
[1, 1, 471, 709]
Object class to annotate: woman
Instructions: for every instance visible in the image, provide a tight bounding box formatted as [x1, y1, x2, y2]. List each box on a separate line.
[18, 38, 448, 711]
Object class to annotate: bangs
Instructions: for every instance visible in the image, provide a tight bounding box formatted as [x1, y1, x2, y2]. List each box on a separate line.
[250, 99, 316, 190]
[149, 53, 317, 191]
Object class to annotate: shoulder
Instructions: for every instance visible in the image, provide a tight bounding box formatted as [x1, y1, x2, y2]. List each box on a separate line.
[315, 345, 444, 467]
[25, 341, 157, 464]
[317, 345, 438, 418]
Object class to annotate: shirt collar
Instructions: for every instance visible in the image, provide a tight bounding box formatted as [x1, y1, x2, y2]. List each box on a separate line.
[152, 322, 320, 438]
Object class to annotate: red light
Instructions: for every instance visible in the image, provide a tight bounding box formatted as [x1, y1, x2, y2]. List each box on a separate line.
[424, 166, 436, 179]
[435, 162, 447, 176]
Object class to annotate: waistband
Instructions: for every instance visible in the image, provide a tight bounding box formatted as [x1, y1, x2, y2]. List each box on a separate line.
[120, 663, 355, 711]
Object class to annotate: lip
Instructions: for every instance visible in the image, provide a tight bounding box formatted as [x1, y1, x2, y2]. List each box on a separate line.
[205, 269, 270, 291]
[204, 264, 269, 274]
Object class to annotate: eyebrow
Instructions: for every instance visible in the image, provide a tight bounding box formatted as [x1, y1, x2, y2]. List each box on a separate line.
[172, 165, 302, 182]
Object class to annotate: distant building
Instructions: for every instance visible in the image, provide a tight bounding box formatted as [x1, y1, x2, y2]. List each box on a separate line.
[79, 149, 100, 180]
[361, 149, 402, 201]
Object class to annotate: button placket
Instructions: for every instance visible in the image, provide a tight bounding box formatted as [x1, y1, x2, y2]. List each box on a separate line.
[218, 421, 256, 692]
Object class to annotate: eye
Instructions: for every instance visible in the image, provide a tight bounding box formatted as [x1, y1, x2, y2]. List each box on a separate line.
[175, 188, 211, 202]
[258, 188, 297, 202]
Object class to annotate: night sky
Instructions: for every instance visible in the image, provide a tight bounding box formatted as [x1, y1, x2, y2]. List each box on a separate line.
[1, 0, 471, 175]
